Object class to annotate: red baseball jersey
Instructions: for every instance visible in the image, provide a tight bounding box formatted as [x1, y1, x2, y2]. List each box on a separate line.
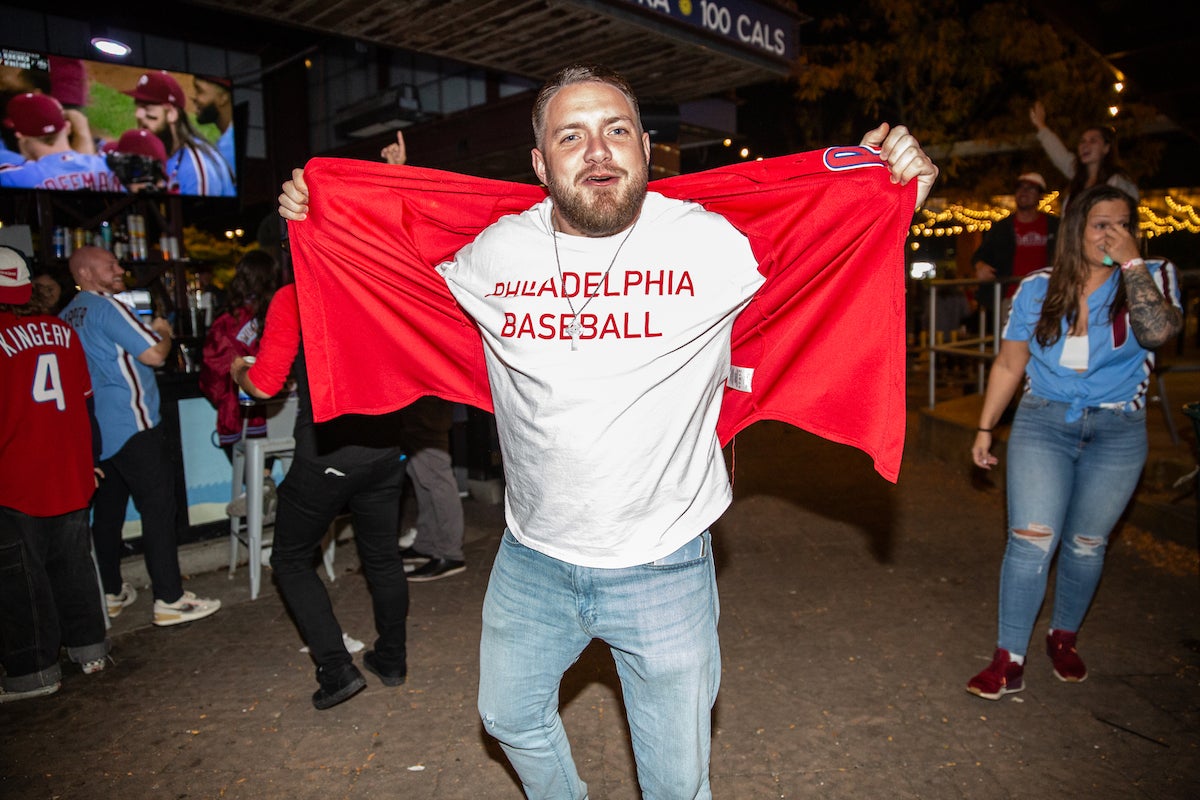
[0, 311, 96, 516]
[290, 149, 915, 482]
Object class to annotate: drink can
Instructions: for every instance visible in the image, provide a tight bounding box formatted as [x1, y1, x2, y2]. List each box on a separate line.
[237, 356, 256, 405]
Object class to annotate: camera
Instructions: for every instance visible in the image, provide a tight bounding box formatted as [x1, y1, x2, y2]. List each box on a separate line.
[106, 152, 167, 193]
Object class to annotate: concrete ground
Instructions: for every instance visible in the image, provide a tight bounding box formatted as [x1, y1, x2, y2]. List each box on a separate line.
[2, 362, 1198, 799]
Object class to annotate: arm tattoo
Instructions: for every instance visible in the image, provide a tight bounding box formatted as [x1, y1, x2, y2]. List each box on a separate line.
[1123, 267, 1183, 349]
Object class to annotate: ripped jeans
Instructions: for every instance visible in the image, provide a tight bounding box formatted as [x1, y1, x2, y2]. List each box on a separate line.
[997, 395, 1146, 656]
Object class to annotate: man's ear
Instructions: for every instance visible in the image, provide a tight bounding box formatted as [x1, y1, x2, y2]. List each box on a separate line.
[532, 147, 548, 185]
[642, 131, 651, 165]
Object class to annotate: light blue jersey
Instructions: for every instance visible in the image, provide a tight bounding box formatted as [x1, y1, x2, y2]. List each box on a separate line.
[1005, 259, 1182, 422]
[169, 140, 235, 197]
[60, 291, 162, 460]
[217, 124, 236, 177]
[0, 150, 122, 191]
[0, 140, 23, 167]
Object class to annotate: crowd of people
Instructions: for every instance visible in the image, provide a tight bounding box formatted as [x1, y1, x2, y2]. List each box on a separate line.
[0, 56, 1187, 799]
[0, 58, 235, 196]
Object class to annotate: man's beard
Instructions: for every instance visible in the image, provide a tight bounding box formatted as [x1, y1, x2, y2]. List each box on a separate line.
[547, 161, 648, 237]
[150, 126, 173, 156]
[195, 103, 218, 126]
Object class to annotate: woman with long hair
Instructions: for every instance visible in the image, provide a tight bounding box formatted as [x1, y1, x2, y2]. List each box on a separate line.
[966, 184, 1182, 700]
[1031, 101, 1138, 212]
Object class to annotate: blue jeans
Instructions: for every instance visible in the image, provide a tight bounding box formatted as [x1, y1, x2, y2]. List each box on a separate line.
[478, 530, 719, 800]
[997, 395, 1146, 656]
[0, 507, 109, 692]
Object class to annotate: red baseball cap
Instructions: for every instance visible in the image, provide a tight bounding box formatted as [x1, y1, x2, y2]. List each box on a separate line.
[2, 93, 67, 137]
[124, 71, 187, 110]
[109, 128, 167, 167]
[0, 245, 32, 306]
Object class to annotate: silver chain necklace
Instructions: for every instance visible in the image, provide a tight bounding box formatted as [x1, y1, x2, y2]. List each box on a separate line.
[552, 218, 637, 350]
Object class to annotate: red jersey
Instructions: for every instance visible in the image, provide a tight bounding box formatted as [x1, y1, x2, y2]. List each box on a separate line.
[289, 149, 915, 482]
[0, 311, 95, 516]
[1011, 215, 1051, 286]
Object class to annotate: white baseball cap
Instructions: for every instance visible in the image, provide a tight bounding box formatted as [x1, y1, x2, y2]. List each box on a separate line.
[0, 245, 32, 305]
[1016, 172, 1047, 192]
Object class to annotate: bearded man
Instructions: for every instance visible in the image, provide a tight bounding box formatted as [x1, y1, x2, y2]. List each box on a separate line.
[191, 75, 235, 178]
[280, 63, 938, 799]
[125, 70, 234, 197]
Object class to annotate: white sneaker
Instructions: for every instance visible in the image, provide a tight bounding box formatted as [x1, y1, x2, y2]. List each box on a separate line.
[299, 633, 365, 655]
[105, 582, 138, 618]
[226, 493, 248, 517]
[153, 591, 221, 627]
[81, 656, 109, 675]
[398, 526, 418, 549]
[227, 476, 278, 520]
[0, 682, 60, 703]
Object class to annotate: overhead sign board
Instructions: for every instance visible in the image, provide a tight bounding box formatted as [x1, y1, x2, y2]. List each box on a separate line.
[599, 0, 801, 64]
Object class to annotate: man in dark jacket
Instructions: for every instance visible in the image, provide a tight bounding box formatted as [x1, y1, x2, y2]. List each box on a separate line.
[972, 172, 1060, 321]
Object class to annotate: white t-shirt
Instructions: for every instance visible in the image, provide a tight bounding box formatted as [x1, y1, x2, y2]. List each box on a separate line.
[439, 192, 763, 567]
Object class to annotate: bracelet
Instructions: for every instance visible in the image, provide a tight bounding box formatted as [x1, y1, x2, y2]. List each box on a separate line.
[977, 427, 993, 433]
[1121, 257, 1144, 271]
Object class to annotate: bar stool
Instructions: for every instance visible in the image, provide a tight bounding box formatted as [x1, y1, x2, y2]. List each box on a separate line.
[228, 394, 336, 599]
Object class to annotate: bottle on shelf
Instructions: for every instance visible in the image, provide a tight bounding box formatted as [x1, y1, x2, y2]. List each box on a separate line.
[113, 221, 129, 261]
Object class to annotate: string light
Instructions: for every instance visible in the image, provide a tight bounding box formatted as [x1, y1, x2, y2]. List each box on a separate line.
[1141, 195, 1200, 238]
[910, 200, 1014, 238]
[910, 192, 1200, 240]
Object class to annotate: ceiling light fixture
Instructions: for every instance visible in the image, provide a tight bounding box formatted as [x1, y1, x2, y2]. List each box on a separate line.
[91, 37, 132, 57]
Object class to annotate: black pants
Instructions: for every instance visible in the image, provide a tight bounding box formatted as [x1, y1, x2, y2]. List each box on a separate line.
[0, 506, 109, 689]
[91, 426, 183, 603]
[270, 455, 408, 673]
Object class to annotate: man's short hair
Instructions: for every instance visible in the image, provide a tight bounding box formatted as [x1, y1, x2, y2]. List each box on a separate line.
[531, 64, 641, 149]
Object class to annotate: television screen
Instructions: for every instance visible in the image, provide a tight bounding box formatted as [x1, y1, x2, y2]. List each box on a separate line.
[0, 48, 237, 198]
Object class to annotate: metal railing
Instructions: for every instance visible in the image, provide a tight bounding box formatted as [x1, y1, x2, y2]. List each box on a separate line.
[921, 276, 1022, 408]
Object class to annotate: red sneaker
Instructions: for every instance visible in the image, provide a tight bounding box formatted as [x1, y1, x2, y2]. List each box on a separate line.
[967, 648, 1024, 700]
[1046, 630, 1088, 683]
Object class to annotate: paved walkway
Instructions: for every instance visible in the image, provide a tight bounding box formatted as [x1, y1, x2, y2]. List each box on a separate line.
[2, 382, 1198, 798]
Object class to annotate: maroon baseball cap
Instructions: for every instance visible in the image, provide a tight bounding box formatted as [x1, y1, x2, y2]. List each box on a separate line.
[124, 71, 187, 110]
[2, 93, 67, 137]
[109, 128, 167, 167]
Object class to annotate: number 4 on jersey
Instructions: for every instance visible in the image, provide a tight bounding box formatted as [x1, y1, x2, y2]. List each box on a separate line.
[32, 353, 66, 411]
